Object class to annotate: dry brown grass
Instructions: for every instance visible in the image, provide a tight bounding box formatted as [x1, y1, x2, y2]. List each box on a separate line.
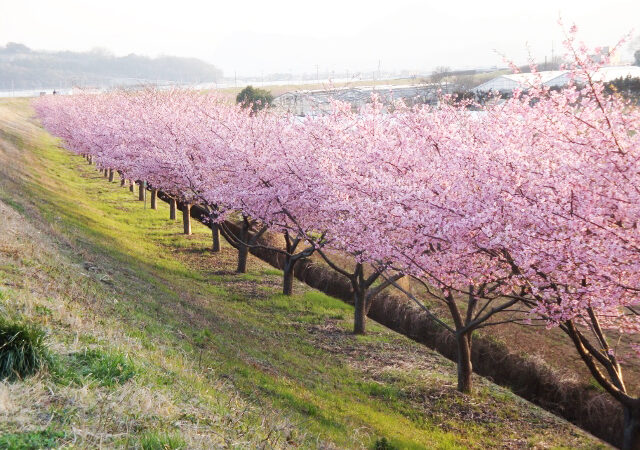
[0, 197, 313, 448]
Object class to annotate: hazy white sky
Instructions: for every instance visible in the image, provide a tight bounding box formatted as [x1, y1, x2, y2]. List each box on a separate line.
[1, 0, 638, 77]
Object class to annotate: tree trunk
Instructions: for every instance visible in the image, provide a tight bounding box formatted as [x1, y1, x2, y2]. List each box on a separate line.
[138, 181, 145, 201]
[129, 180, 134, 192]
[88, 155, 92, 164]
[182, 203, 191, 235]
[211, 223, 220, 252]
[120, 175, 125, 187]
[456, 332, 473, 394]
[235, 218, 250, 273]
[169, 198, 177, 220]
[151, 189, 158, 209]
[103, 168, 108, 178]
[282, 257, 296, 295]
[236, 245, 248, 273]
[108, 169, 114, 182]
[623, 405, 640, 450]
[353, 287, 367, 335]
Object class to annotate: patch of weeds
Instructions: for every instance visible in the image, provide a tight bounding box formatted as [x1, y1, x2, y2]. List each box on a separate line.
[482, 386, 515, 404]
[261, 268, 282, 276]
[193, 328, 213, 346]
[155, 369, 177, 386]
[0, 427, 65, 449]
[0, 263, 21, 277]
[257, 285, 275, 294]
[2, 197, 25, 214]
[34, 305, 53, 317]
[140, 431, 186, 450]
[262, 384, 321, 418]
[232, 365, 251, 380]
[52, 348, 136, 387]
[587, 377, 606, 393]
[297, 314, 326, 325]
[77, 334, 99, 345]
[267, 294, 295, 311]
[179, 412, 213, 426]
[193, 328, 213, 369]
[238, 273, 261, 282]
[205, 285, 227, 297]
[360, 381, 403, 401]
[0, 317, 49, 381]
[227, 293, 245, 302]
[303, 291, 349, 309]
[372, 437, 400, 450]
[20, 257, 37, 267]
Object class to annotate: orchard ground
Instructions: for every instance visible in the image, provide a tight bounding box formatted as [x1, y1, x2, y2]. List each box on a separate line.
[0, 98, 609, 449]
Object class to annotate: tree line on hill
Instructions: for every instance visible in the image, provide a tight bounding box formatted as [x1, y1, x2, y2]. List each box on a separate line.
[0, 42, 222, 90]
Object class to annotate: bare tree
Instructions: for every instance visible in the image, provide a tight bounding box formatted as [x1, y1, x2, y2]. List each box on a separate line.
[430, 66, 451, 84]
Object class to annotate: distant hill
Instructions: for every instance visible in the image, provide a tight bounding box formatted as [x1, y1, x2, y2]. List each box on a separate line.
[0, 42, 222, 90]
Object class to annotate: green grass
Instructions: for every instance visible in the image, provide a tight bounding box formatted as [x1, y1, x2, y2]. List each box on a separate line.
[139, 432, 186, 450]
[0, 98, 608, 449]
[0, 428, 65, 450]
[52, 348, 136, 387]
[1, 197, 25, 214]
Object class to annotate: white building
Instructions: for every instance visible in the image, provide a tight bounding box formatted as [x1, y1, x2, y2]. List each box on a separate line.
[473, 66, 640, 94]
[559, 65, 640, 84]
[472, 71, 568, 94]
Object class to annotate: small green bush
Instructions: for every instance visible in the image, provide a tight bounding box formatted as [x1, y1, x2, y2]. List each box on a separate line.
[373, 437, 399, 450]
[0, 317, 49, 381]
[140, 432, 186, 450]
[0, 427, 65, 449]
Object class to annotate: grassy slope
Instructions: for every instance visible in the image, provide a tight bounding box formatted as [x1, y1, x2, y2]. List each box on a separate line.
[0, 98, 608, 449]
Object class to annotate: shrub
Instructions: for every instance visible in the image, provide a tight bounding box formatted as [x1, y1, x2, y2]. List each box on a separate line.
[236, 85, 273, 112]
[373, 437, 399, 450]
[0, 317, 49, 381]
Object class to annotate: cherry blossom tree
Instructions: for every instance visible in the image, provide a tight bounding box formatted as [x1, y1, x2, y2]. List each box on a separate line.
[429, 24, 640, 446]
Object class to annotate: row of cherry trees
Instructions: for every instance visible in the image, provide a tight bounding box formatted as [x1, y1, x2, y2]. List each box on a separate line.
[34, 27, 640, 448]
